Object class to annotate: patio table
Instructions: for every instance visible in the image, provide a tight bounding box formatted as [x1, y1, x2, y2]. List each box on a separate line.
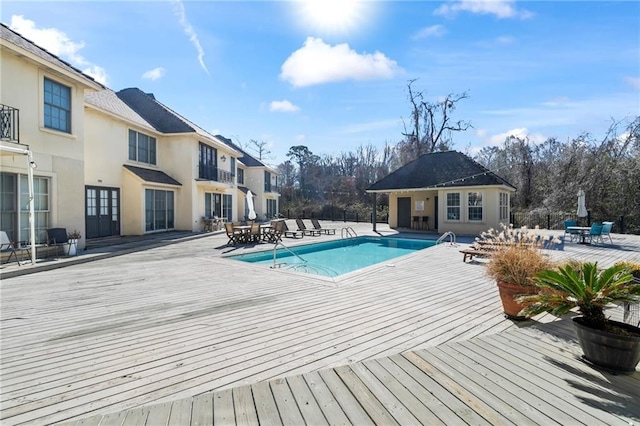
[567, 226, 592, 244]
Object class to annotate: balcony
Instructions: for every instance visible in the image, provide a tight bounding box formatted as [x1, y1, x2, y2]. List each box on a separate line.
[264, 184, 280, 194]
[198, 164, 234, 184]
[1, 105, 20, 143]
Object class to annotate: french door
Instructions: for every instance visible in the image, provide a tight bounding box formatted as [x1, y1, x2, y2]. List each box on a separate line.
[86, 186, 120, 238]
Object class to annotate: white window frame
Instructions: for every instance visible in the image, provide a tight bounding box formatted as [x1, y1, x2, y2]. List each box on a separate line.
[499, 192, 509, 222]
[446, 192, 461, 221]
[467, 191, 483, 222]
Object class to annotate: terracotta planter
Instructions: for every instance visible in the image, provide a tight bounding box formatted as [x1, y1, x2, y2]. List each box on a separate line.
[573, 317, 640, 373]
[495, 280, 538, 320]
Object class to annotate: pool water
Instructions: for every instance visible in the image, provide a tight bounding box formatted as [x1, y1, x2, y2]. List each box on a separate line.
[228, 236, 436, 277]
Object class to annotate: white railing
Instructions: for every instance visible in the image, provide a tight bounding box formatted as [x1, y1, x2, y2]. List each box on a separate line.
[341, 227, 358, 239]
[436, 231, 457, 245]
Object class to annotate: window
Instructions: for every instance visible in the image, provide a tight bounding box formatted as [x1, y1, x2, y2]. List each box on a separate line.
[205, 192, 222, 218]
[468, 192, 483, 221]
[230, 157, 236, 180]
[145, 189, 174, 232]
[499, 192, 509, 221]
[266, 199, 277, 219]
[1, 173, 50, 243]
[199, 143, 217, 180]
[446, 193, 461, 221]
[128, 130, 157, 165]
[237, 168, 244, 185]
[222, 194, 232, 221]
[264, 171, 272, 192]
[44, 77, 71, 133]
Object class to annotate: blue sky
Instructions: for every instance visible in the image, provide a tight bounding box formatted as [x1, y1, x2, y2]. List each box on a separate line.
[4, 1, 639, 165]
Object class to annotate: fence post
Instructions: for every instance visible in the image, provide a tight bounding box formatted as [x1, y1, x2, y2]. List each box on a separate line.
[343, 209, 347, 222]
[587, 210, 591, 226]
[356, 212, 359, 222]
[547, 214, 551, 230]
[620, 215, 625, 234]
[302, 209, 305, 219]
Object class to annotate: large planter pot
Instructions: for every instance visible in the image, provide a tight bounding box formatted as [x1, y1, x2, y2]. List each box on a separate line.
[495, 280, 537, 320]
[573, 317, 640, 373]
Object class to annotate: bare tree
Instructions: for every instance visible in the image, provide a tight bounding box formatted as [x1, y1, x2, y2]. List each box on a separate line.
[246, 139, 272, 161]
[400, 79, 472, 161]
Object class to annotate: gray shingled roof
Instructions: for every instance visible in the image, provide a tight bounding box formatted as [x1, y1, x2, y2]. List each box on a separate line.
[215, 135, 265, 167]
[367, 151, 515, 191]
[124, 165, 181, 186]
[85, 90, 156, 131]
[1, 24, 103, 89]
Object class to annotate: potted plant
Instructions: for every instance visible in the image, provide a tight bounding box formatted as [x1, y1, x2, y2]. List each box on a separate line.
[519, 262, 640, 372]
[482, 224, 557, 320]
[67, 229, 81, 256]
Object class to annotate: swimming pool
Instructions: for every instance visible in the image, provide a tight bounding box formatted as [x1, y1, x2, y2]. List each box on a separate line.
[228, 236, 436, 277]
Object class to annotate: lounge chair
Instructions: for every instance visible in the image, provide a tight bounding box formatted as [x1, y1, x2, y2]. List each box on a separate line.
[282, 221, 304, 238]
[311, 218, 336, 235]
[563, 220, 580, 242]
[588, 222, 603, 244]
[296, 219, 321, 236]
[601, 221, 614, 244]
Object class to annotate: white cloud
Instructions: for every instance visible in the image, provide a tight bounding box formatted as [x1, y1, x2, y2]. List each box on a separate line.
[280, 37, 402, 87]
[295, 134, 306, 142]
[487, 127, 546, 145]
[624, 76, 640, 90]
[269, 100, 300, 113]
[413, 25, 447, 40]
[172, 0, 209, 74]
[434, 0, 533, 20]
[142, 67, 167, 81]
[9, 15, 108, 84]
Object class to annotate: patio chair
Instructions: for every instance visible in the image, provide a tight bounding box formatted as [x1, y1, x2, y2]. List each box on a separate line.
[296, 219, 321, 236]
[588, 222, 603, 244]
[46, 228, 69, 259]
[249, 222, 261, 243]
[563, 220, 580, 242]
[224, 223, 242, 245]
[311, 218, 336, 235]
[1, 231, 23, 265]
[601, 221, 614, 244]
[282, 221, 304, 238]
[265, 220, 285, 242]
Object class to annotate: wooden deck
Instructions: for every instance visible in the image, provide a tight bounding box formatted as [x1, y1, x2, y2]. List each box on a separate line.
[1, 223, 639, 425]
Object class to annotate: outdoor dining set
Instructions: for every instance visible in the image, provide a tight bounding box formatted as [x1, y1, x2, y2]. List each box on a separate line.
[224, 218, 336, 245]
[564, 220, 614, 245]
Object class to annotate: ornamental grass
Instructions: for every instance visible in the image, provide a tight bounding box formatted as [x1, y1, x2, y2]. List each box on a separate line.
[483, 224, 559, 287]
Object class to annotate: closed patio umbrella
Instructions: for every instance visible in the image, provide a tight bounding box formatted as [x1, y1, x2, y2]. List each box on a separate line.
[577, 189, 588, 218]
[246, 190, 257, 221]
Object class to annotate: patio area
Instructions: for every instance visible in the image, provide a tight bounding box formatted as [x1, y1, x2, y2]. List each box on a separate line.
[1, 222, 639, 425]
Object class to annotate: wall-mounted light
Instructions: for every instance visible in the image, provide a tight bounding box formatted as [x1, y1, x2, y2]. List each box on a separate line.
[220, 155, 227, 162]
[30, 161, 37, 169]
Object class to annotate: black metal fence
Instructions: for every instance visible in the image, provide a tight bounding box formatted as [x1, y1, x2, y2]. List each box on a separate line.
[510, 211, 639, 235]
[282, 207, 388, 224]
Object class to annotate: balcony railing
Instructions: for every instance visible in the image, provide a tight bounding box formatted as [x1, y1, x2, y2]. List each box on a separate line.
[198, 164, 234, 184]
[1, 105, 20, 142]
[264, 184, 280, 193]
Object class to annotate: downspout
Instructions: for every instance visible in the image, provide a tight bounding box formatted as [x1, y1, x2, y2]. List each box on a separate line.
[27, 150, 36, 264]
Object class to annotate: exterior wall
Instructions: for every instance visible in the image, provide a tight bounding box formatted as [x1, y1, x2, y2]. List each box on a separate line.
[385, 186, 513, 236]
[1, 44, 98, 247]
[436, 186, 513, 236]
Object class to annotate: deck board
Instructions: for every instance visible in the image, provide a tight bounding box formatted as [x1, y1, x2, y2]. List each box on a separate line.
[1, 224, 639, 425]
